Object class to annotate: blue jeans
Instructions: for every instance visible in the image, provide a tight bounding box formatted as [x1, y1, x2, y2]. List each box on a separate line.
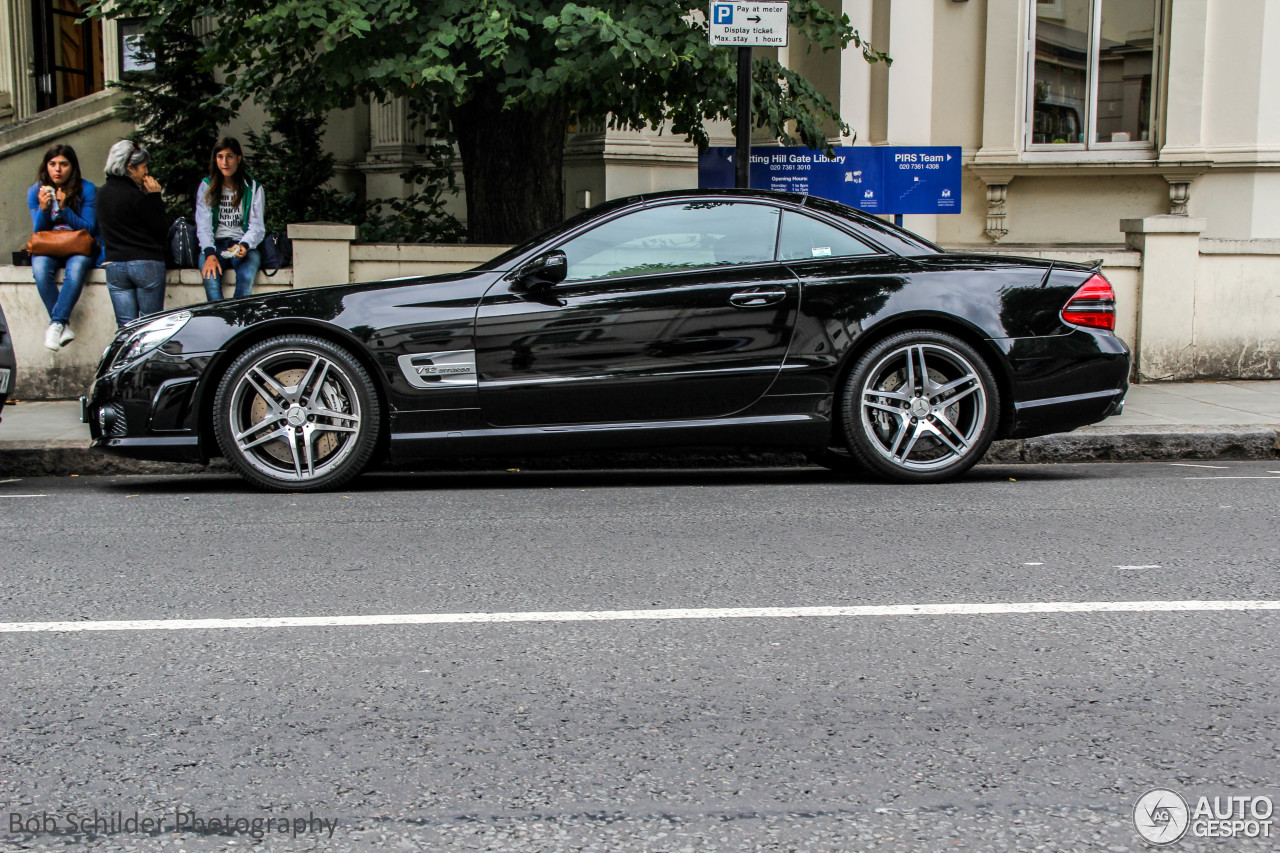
[104, 260, 166, 327]
[32, 253, 94, 326]
[204, 238, 261, 301]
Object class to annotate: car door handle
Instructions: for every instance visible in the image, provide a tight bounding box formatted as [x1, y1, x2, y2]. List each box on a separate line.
[729, 289, 788, 308]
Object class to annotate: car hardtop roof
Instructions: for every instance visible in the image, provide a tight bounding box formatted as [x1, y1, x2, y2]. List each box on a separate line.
[475, 188, 940, 272]
[627, 187, 825, 209]
[625, 188, 926, 235]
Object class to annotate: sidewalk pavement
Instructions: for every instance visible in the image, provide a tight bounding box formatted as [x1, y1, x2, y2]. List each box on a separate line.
[0, 381, 1277, 477]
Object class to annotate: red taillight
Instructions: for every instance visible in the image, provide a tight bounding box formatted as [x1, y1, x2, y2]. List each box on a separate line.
[1061, 274, 1116, 331]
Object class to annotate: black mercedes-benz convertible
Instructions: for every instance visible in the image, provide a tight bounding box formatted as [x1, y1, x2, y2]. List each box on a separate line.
[83, 189, 1129, 491]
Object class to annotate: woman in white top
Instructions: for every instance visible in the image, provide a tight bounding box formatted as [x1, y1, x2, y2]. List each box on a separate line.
[195, 137, 266, 301]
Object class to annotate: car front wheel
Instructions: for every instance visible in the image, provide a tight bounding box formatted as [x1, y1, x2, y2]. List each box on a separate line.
[839, 331, 999, 483]
[213, 335, 380, 492]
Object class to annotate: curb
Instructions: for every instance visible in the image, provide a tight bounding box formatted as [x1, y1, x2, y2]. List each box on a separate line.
[0, 441, 225, 477]
[985, 425, 1280, 464]
[0, 425, 1275, 478]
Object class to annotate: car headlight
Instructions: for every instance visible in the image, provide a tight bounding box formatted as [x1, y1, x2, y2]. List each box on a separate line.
[113, 311, 192, 367]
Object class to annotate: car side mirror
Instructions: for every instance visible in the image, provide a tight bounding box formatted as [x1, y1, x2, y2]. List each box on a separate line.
[514, 250, 568, 291]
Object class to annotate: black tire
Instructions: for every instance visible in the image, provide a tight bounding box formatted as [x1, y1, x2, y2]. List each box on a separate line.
[212, 334, 380, 492]
[839, 330, 999, 483]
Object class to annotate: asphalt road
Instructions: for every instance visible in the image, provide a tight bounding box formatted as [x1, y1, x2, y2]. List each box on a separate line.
[1, 462, 1278, 851]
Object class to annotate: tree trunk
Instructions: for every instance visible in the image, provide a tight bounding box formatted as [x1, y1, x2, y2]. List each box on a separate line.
[452, 80, 569, 245]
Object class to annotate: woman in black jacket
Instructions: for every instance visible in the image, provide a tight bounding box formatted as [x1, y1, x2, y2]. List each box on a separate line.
[97, 140, 170, 327]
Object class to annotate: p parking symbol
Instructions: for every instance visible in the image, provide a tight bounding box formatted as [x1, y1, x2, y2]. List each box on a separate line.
[713, 4, 733, 24]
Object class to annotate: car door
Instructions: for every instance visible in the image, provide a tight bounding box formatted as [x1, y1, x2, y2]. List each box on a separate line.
[475, 200, 799, 427]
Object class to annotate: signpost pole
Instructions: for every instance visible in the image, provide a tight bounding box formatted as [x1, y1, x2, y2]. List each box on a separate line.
[735, 46, 751, 189]
[709, 2, 788, 190]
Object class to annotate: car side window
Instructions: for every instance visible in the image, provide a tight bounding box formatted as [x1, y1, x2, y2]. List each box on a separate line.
[777, 211, 879, 261]
[560, 202, 781, 282]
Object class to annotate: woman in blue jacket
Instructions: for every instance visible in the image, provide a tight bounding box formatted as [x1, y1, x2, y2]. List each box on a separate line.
[27, 144, 102, 351]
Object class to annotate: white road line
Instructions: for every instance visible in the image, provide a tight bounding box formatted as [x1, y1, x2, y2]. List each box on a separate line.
[1170, 463, 1230, 469]
[1184, 476, 1280, 480]
[1, 600, 1277, 634]
[0, 478, 20, 484]
[1115, 565, 1161, 570]
[0, 494, 46, 498]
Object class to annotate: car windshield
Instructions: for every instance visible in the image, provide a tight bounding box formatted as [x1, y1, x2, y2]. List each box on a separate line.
[472, 192, 944, 272]
[471, 198, 638, 272]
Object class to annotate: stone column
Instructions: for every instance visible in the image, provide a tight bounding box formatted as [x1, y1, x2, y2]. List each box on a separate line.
[838, 0, 873, 144]
[1160, 0, 1208, 159]
[369, 97, 425, 161]
[286, 223, 356, 288]
[1121, 216, 1206, 382]
[361, 97, 428, 201]
[101, 20, 121, 85]
[974, 0, 1025, 162]
[1, 0, 36, 120]
[884, 0, 935, 240]
[0, 0, 13, 121]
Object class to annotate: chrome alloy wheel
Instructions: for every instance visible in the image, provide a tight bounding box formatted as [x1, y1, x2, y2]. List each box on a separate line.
[858, 341, 988, 472]
[225, 348, 364, 482]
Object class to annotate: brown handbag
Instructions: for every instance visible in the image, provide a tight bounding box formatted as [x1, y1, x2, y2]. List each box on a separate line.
[26, 229, 93, 259]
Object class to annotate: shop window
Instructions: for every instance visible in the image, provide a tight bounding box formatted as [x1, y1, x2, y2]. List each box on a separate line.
[31, 0, 105, 112]
[1027, 0, 1159, 150]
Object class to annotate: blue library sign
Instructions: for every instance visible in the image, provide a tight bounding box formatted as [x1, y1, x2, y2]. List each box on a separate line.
[698, 146, 962, 214]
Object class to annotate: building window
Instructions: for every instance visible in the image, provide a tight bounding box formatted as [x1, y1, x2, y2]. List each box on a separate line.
[1027, 0, 1159, 150]
[31, 0, 105, 112]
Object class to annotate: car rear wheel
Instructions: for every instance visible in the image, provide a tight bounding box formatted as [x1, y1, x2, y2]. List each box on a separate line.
[839, 331, 999, 483]
[213, 335, 380, 492]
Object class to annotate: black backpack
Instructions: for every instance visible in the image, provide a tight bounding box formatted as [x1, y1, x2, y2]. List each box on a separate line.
[167, 218, 199, 269]
[259, 232, 292, 277]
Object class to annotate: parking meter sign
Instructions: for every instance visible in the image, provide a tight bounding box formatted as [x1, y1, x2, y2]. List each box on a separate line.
[708, 2, 789, 47]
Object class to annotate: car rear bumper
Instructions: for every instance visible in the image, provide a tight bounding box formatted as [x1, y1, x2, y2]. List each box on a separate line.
[996, 328, 1131, 439]
[1008, 385, 1128, 438]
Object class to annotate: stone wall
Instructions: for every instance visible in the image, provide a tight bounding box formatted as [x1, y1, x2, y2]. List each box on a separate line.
[2, 221, 1278, 401]
[0, 233, 505, 399]
[1123, 219, 1280, 381]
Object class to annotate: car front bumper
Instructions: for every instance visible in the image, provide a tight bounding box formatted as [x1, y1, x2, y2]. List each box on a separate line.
[84, 349, 217, 463]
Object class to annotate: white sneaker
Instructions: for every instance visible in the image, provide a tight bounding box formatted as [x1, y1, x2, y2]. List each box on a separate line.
[59, 324, 76, 346]
[44, 323, 64, 351]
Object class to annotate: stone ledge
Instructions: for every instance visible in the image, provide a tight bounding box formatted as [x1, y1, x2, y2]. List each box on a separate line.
[1200, 238, 1280, 256]
[349, 244, 508, 263]
[1120, 215, 1207, 234]
[287, 223, 358, 241]
[0, 91, 123, 158]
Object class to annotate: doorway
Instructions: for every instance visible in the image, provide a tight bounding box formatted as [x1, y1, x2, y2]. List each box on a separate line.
[31, 0, 104, 112]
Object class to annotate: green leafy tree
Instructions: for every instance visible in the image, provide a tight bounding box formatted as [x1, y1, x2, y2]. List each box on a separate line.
[242, 108, 365, 233]
[106, 2, 232, 219]
[91, 1, 887, 243]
